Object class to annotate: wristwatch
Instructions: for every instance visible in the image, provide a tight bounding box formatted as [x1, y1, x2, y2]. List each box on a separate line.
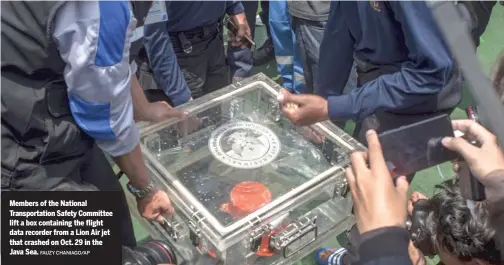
[127, 180, 155, 199]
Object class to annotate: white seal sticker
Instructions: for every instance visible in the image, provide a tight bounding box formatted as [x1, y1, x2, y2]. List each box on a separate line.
[144, 1, 168, 25]
[209, 121, 281, 169]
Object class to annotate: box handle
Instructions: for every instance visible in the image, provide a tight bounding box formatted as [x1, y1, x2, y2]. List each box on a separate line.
[270, 215, 318, 258]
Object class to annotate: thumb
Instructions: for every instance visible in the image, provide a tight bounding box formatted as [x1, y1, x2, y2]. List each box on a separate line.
[395, 176, 409, 202]
[164, 108, 185, 119]
[155, 214, 166, 224]
[441, 137, 478, 162]
[277, 89, 307, 105]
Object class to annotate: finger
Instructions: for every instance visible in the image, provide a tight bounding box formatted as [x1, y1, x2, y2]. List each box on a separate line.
[415, 192, 428, 200]
[276, 89, 290, 104]
[277, 89, 310, 105]
[350, 151, 369, 176]
[280, 106, 299, 124]
[451, 120, 496, 144]
[395, 176, 410, 203]
[164, 108, 185, 119]
[164, 203, 175, 216]
[365, 130, 389, 174]
[159, 101, 173, 108]
[155, 214, 166, 224]
[452, 162, 459, 173]
[407, 199, 414, 216]
[345, 167, 359, 203]
[441, 137, 478, 163]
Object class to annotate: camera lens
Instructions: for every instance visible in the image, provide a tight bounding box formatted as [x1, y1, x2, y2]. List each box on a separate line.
[123, 240, 177, 265]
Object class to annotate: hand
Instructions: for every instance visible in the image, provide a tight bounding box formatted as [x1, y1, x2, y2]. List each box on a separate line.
[442, 120, 504, 182]
[345, 130, 410, 234]
[177, 114, 202, 138]
[407, 192, 429, 265]
[144, 101, 185, 123]
[277, 89, 329, 126]
[407, 191, 429, 216]
[137, 189, 174, 223]
[408, 240, 426, 265]
[228, 13, 252, 49]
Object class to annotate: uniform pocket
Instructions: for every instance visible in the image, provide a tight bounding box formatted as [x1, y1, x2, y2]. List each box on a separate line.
[45, 79, 71, 118]
[39, 80, 93, 164]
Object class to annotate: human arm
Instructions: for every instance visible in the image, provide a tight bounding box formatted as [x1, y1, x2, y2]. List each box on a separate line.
[53, 1, 173, 219]
[346, 130, 412, 265]
[226, 1, 251, 49]
[354, 228, 413, 265]
[315, 1, 355, 99]
[441, 120, 504, 255]
[327, 1, 455, 122]
[143, 18, 191, 107]
[130, 74, 184, 122]
[226, 0, 244, 15]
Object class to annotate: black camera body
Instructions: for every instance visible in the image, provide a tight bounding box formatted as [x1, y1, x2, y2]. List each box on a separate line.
[122, 240, 177, 265]
[406, 199, 437, 257]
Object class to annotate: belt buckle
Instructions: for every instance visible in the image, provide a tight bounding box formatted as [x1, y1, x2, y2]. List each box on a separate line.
[182, 42, 192, 54]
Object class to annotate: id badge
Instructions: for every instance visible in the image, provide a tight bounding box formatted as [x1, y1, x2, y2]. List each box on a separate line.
[144, 0, 168, 25]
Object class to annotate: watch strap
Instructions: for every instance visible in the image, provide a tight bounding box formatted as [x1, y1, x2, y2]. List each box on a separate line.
[127, 180, 155, 199]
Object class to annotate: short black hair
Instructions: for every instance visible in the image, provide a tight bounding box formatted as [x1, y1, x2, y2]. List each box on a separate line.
[424, 178, 501, 264]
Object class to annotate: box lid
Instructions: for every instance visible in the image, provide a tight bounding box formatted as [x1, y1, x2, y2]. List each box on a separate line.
[139, 74, 363, 246]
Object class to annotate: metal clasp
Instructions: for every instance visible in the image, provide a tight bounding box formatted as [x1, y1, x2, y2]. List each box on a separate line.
[178, 32, 193, 54]
[151, 217, 182, 242]
[270, 215, 318, 258]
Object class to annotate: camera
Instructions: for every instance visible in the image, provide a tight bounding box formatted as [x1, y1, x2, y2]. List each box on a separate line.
[405, 199, 437, 257]
[122, 240, 177, 265]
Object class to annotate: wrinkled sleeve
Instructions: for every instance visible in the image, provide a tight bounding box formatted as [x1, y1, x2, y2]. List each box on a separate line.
[354, 227, 413, 265]
[226, 0, 244, 15]
[327, 1, 455, 122]
[52, 1, 139, 157]
[143, 18, 191, 106]
[315, 1, 354, 99]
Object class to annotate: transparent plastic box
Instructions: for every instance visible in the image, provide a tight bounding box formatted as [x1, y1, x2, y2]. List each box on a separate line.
[129, 74, 364, 265]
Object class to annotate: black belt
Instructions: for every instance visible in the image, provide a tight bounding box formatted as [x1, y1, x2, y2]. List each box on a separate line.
[169, 21, 221, 54]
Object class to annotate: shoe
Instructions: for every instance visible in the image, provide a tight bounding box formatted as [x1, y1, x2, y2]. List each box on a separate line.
[315, 247, 348, 265]
[252, 38, 275, 66]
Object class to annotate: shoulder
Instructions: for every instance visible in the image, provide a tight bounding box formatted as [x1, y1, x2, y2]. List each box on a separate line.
[54, 1, 133, 38]
[54, 1, 135, 67]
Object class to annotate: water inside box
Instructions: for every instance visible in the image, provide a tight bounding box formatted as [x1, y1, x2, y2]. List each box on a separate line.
[143, 90, 342, 227]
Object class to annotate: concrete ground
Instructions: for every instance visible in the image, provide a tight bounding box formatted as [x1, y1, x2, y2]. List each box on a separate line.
[125, 5, 504, 265]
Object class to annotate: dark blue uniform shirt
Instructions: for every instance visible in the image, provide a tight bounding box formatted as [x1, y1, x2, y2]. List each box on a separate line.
[165, 1, 243, 32]
[144, 1, 243, 106]
[317, 1, 458, 122]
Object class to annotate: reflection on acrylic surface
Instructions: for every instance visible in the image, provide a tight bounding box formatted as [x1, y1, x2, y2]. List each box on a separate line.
[143, 93, 338, 226]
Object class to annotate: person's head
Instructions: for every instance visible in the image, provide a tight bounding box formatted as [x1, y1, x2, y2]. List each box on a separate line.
[423, 178, 500, 265]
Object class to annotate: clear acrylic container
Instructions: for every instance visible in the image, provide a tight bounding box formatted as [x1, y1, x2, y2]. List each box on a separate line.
[131, 74, 364, 265]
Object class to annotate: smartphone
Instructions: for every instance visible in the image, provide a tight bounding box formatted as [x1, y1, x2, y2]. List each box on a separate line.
[225, 17, 256, 50]
[378, 114, 459, 176]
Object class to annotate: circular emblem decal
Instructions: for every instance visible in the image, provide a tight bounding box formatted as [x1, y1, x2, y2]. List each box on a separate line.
[209, 121, 281, 169]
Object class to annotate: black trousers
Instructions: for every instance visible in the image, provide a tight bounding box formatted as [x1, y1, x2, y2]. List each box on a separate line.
[171, 29, 231, 99]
